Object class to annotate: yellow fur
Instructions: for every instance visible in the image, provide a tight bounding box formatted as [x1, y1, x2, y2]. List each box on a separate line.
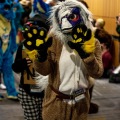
[36, 39, 44, 46]
[0, 15, 11, 53]
[25, 49, 38, 60]
[0, 15, 11, 37]
[71, 31, 95, 54]
[82, 33, 95, 53]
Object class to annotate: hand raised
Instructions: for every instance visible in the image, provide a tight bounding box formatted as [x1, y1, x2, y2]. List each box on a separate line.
[68, 24, 95, 58]
[22, 21, 52, 62]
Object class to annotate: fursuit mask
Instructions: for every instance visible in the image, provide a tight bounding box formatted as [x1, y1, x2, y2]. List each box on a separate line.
[49, 0, 93, 43]
[0, 0, 15, 20]
[49, 0, 95, 57]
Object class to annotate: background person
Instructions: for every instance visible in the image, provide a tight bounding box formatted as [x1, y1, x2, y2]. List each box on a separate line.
[95, 18, 105, 30]
[95, 29, 113, 78]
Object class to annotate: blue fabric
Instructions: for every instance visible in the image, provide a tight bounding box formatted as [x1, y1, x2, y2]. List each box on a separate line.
[0, 34, 18, 96]
[0, 45, 18, 96]
[0, 0, 18, 96]
[13, 2, 24, 32]
[0, 0, 15, 20]
[33, 0, 51, 17]
[2, 54, 18, 96]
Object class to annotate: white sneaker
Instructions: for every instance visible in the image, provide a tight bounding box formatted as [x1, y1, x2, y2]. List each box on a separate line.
[0, 84, 6, 90]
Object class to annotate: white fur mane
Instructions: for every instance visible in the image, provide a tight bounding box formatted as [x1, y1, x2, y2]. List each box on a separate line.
[48, 0, 93, 43]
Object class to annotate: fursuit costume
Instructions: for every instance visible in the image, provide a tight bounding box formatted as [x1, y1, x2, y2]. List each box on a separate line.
[0, 0, 18, 98]
[32, 0, 103, 120]
[13, 0, 24, 32]
[12, 0, 50, 119]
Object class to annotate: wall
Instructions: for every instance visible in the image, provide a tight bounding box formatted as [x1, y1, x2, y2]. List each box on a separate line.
[85, 0, 120, 67]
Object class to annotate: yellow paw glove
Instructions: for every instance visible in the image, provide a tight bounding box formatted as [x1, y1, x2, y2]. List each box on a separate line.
[68, 24, 95, 58]
[22, 21, 52, 62]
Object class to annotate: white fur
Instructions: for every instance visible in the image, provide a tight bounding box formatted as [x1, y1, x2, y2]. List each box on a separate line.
[33, 71, 48, 92]
[48, 0, 94, 44]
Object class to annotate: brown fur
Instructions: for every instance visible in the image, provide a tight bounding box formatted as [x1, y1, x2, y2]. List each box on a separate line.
[34, 37, 103, 120]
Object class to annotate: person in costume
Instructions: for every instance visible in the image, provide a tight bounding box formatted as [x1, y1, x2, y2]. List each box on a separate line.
[12, 0, 24, 45]
[12, 0, 50, 119]
[0, 0, 18, 100]
[13, 0, 24, 32]
[32, 0, 103, 119]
